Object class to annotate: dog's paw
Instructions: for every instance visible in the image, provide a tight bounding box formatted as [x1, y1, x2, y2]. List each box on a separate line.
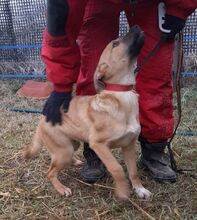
[134, 187, 152, 199]
[115, 188, 130, 201]
[23, 145, 33, 160]
[56, 185, 72, 197]
[64, 187, 72, 197]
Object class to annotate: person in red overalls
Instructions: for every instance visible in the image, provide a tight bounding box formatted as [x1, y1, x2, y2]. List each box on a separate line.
[42, 0, 197, 183]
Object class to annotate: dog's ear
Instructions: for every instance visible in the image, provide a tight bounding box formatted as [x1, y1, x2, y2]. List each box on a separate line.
[94, 63, 110, 93]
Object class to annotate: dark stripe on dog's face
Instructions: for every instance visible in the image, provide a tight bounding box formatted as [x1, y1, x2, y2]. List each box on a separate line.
[122, 25, 145, 59]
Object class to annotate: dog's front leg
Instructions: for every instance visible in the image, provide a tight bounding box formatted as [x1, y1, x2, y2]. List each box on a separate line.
[122, 139, 152, 199]
[90, 142, 129, 200]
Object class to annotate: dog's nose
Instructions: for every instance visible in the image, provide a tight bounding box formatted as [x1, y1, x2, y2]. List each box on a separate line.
[129, 25, 141, 34]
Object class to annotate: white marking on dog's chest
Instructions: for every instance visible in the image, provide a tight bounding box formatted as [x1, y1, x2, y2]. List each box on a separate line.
[126, 120, 141, 139]
[113, 91, 141, 146]
[122, 92, 140, 136]
[125, 115, 141, 143]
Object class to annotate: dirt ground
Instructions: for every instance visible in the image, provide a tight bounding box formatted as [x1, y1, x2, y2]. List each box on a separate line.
[0, 79, 196, 220]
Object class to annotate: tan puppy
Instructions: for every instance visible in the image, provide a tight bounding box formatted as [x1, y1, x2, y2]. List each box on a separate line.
[23, 25, 151, 200]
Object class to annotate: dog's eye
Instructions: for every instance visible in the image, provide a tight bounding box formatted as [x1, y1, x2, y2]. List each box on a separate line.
[112, 41, 119, 48]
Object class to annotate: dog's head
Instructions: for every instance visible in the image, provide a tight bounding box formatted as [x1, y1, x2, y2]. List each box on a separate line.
[94, 25, 144, 92]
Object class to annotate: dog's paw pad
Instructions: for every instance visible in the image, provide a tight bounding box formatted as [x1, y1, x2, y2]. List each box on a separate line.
[64, 187, 72, 197]
[135, 187, 152, 199]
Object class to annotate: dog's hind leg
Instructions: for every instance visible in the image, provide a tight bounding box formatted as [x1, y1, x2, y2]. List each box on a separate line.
[71, 140, 82, 166]
[122, 139, 152, 199]
[23, 125, 43, 160]
[46, 137, 74, 196]
[90, 141, 129, 200]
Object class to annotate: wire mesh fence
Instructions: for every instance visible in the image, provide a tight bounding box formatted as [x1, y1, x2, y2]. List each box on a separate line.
[0, 1, 196, 75]
[0, 0, 45, 62]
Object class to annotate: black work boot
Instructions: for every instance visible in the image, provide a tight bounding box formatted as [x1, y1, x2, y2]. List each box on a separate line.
[80, 143, 106, 183]
[139, 137, 177, 182]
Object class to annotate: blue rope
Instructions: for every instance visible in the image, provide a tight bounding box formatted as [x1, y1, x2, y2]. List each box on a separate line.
[10, 108, 42, 114]
[0, 73, 196, 79]
[183, 36, 197, 41]
[176, 131, 197, 136]
[0, 44, 41, 49]
[0, 74, 46, 79]
[181, 72, 197, 76]
[0, 36, 196, 50]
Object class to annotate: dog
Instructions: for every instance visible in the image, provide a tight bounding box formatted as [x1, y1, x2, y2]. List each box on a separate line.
[23, 25, 151, 200]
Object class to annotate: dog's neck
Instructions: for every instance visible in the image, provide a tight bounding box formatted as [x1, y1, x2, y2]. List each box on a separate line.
[103, 65, 136, 92]
[104, 83, 135, 92]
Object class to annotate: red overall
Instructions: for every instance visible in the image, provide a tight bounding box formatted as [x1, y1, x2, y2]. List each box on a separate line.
[41, 0, 196, 143]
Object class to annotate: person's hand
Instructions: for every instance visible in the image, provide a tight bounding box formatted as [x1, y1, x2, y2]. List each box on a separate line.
[162, 14, 185, 40]
[42, 91, 71, 126]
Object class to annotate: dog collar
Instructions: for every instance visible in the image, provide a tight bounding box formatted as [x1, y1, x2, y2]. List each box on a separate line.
[104, 83, 135, 92]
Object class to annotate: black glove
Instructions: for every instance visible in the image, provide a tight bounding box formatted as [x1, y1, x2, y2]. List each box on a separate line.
[162, 14, 185, 40]
[123, 0, 136, 3]
[42, 91, 72, 126]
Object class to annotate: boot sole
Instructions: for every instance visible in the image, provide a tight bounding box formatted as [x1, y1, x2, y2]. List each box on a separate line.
[140, 160, 177, 183]
[80, 172, 106, 184]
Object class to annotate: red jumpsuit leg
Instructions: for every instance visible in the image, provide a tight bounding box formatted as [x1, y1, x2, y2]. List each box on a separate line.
[125, 2, 174, 143]
[76, 0, 121, 96]
[41, 0, 88, 92]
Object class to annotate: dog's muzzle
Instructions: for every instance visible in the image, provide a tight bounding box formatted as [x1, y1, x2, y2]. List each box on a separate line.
[123, 25, 145, 58]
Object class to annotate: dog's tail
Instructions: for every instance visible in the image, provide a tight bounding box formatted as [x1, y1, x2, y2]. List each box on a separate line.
[23, 125, 43, 160]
